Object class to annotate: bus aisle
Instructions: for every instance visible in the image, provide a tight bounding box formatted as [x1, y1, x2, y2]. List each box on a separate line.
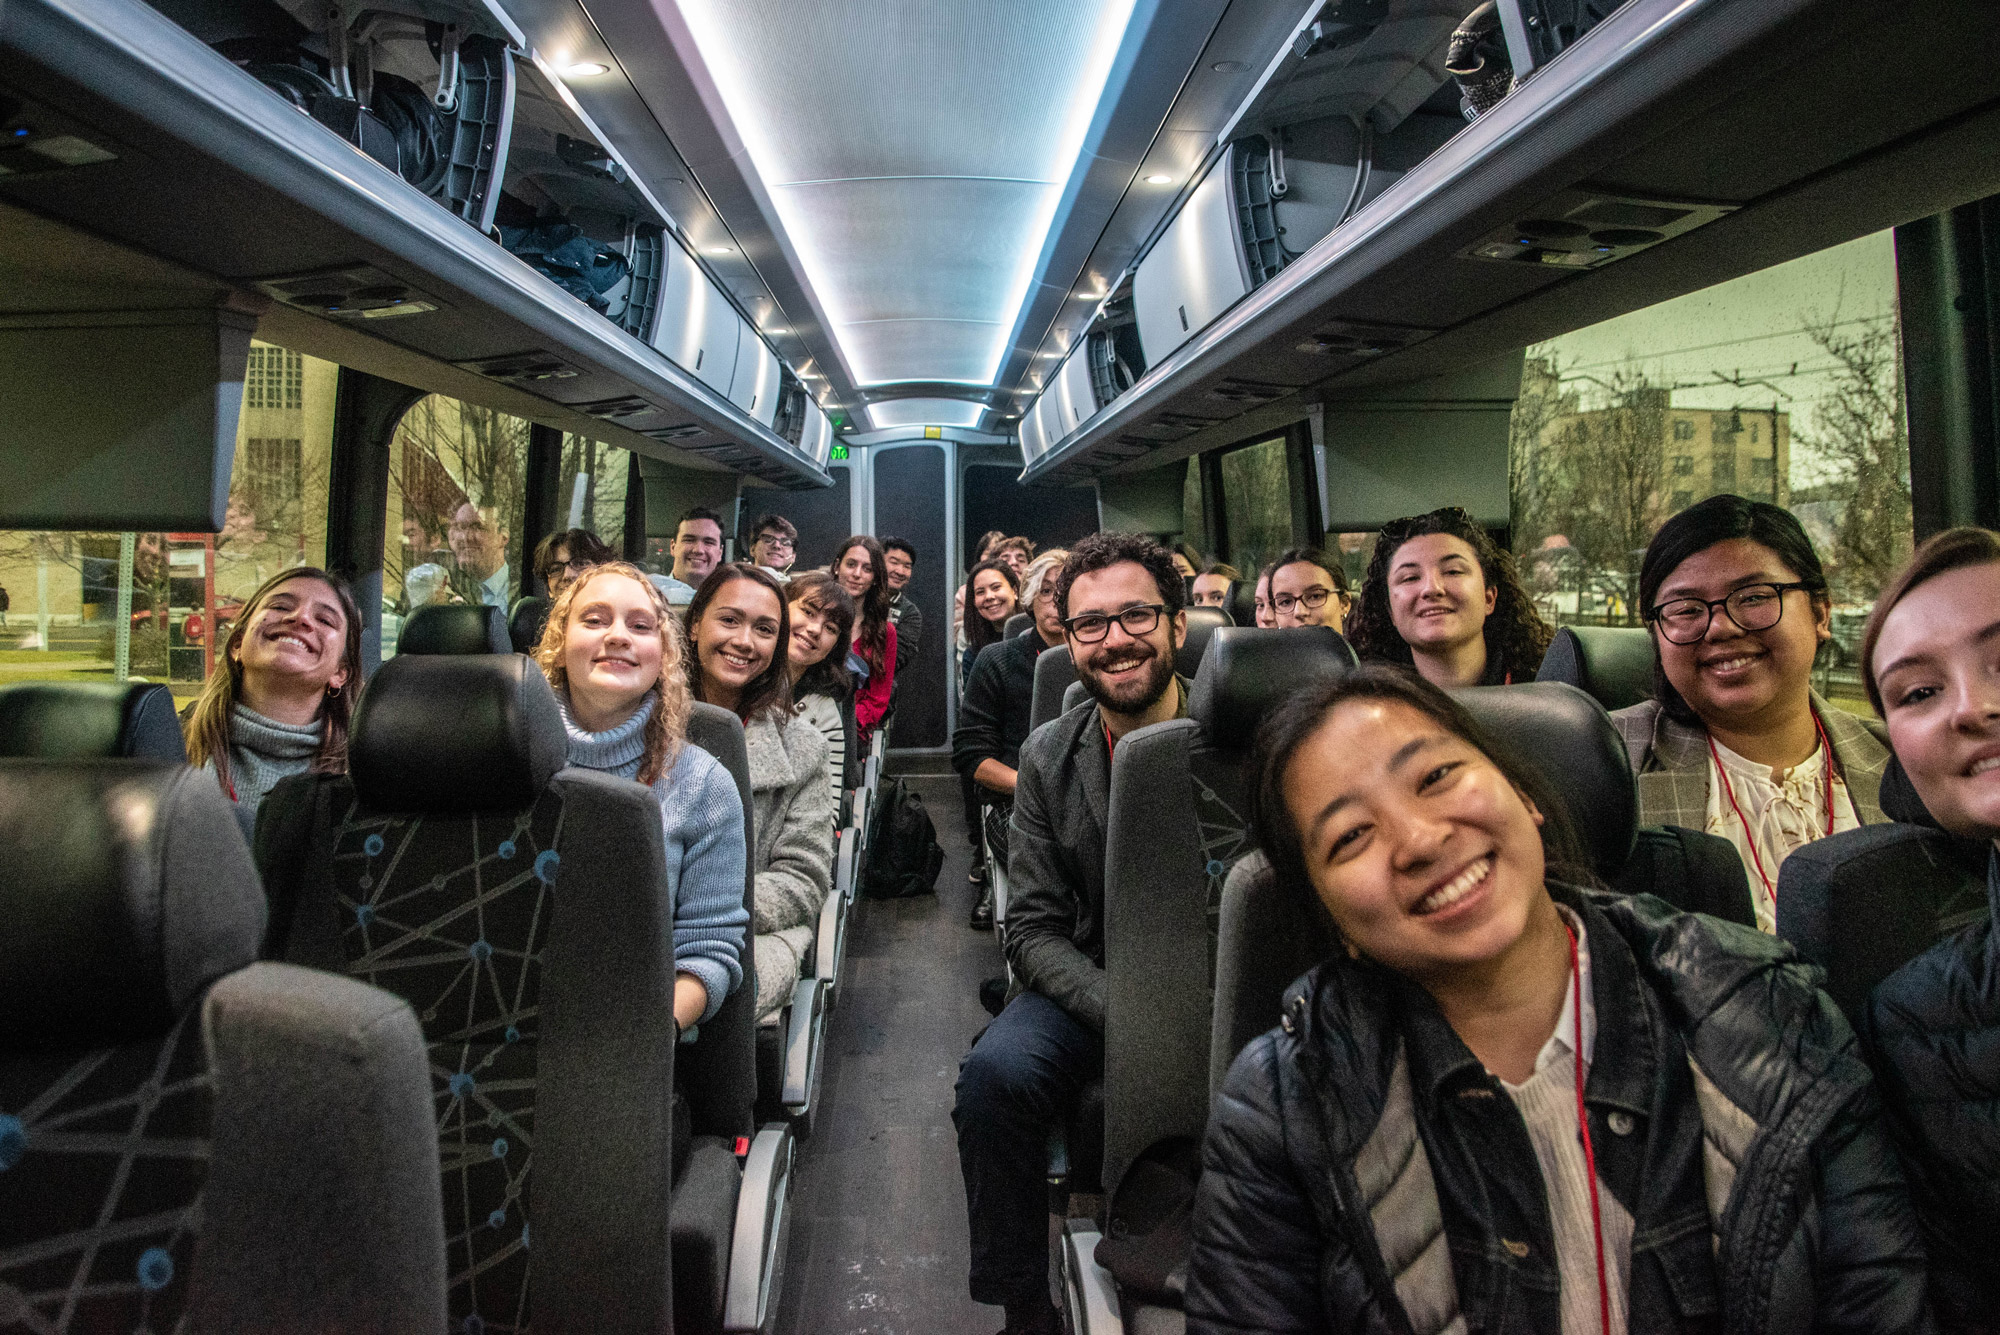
[777, 769, 999, 1333]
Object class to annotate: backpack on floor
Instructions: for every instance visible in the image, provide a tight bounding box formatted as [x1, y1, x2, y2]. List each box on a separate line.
[860, 778, 944, 899]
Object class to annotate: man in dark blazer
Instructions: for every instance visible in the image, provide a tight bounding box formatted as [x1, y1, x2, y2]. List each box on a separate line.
[952, 533, 1189, 1335]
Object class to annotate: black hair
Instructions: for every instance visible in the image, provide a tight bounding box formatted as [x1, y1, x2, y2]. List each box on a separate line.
[882, 536, 917, 562]
[749, 513, 797, 543]
[785, 570, 856, 698]
[1347, 508, 1551, 682]
[679, 506, 725, 532]
[1054, 532, 1187, 621]
[963, 557, 1022, 660]
[1250, 665, 1592, 924]
[1637, 494, 1829, 724]
[531, 528, 614, 590]
[1269, 547, 1351, 594]
[683, 562, 794, 723]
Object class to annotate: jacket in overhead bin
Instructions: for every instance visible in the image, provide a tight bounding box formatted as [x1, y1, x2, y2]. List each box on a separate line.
[1003, 680, 1187, 1036]
[1864, 848, 2000, 1334]
[1185, 886, 1932, 1335]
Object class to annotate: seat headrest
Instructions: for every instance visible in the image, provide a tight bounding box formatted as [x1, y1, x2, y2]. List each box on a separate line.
[1226, 579, 1255, 629]
[0, 761, 264, 1050]
[1189, 626, 1358, 743]
[509, 595, 552, 655]
[350, 654, 567, 813]
[1535, 625, 1656, 714]
[1003, 611, 1031, 641]
[1879, 753, 1938, 827]
[399, 603, 512, 656]
[0, 681, 187, 761]
[1178, 606, 1230, 677]
[1451, 682, 1638, 877]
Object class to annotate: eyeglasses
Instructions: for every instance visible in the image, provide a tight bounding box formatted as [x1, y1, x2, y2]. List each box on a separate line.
[1271, 586, 1334, 615]
[1647, 582, 1809, 644]
[540, 558, 589, 582]
[1064, 603, 1166, 644]
[757, 534, 795, 552]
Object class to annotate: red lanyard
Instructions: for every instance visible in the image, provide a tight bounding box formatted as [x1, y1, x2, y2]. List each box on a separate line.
[1708, 711, 1836, 905]
[1563, 918, 1612, 1335]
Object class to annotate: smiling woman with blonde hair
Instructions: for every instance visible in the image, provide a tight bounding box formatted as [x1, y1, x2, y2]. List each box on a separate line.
[533, 560, 747, 1031]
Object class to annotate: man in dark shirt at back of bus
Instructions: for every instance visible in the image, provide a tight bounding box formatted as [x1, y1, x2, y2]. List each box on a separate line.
[952, 532, 1189, 1335]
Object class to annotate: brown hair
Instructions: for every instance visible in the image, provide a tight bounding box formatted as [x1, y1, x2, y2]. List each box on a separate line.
[533, 562, 691, 784]
[834, 535, 892, 670]
[963, 557, 1023, 660]
[532, 528, 615, 591]
[184, 567, 362, 795]
[1348, 509, 1551, 682]
[1861, 526, 2000, 715]
[785, 570, 856, 697]
[684, 563, 795, 724]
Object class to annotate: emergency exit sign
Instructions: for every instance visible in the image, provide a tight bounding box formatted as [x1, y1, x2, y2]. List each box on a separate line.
[830, 443, 849, 460]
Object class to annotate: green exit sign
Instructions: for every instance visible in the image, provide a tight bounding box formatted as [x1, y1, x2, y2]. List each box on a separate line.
[830, 443, 849, 460]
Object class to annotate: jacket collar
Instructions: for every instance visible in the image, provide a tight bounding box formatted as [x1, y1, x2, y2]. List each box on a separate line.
[1641, 691, 1889, 824]
[742, 710, 797, 792]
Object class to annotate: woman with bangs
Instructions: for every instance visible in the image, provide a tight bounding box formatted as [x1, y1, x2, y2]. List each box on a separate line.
[833, 534, 898, 745]
[785, 570, 857, 811]
[685, 563, 833, 1026]
[185, 566, 363, 842]
[534, 561, 747, 1032]
[1184, 665, 1929, 1334]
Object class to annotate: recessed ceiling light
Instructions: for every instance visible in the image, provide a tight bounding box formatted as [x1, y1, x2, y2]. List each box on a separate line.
[1143, 173, 1173, 185]
[562, 61, 609, 77]
[709, 246, 734, 256]
[1211, 60, 1248, 73]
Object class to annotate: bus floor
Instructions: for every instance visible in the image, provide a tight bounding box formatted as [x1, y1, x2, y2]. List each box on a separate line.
[775, 772, 1006, 1334]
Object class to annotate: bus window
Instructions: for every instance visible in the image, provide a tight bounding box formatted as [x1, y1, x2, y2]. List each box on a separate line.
[382, 395, 531, 658]
[1217, 436, 1293, 574]
[0, 342, 335, 707]
[556, 436, 631, 553]
[1510, 230, 1910, 715]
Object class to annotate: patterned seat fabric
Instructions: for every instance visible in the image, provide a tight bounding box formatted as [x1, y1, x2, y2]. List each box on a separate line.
[0, 1015, 211, 1334]
[326, 781, 565, 1334]
[1190, 747, 1254, 995]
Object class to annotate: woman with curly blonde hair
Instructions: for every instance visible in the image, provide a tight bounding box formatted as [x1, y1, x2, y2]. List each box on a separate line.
[534, 561, 747, 1031]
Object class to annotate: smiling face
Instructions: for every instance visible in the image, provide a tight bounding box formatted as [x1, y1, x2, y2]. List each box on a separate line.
[1191, 573, 1231, 609]
[672, 518, 724, 584]
[1066, 560, 1185, 715]
[694, 575, 783, 708]
[971, 568, 1018, 627]
[1872, 561, 2000, 841]
[749, 528, 795, 572]
[231, 576, 351, 694]
[836, 546, 875, 600]
[562, 571, 666, 721]
[1652, 538, 1828, 735]
[448, 503, 508, 582]
[788, 594, 843, 672]
[1284, 697, 1548, 980]
[1272, 560, 1349, 633]
[1388, 534, 1494, 653]
[884, 547, 913, 592]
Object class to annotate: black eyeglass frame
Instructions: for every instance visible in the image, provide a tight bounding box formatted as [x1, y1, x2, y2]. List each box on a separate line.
[1270, 585, 1336, 615]
[1645, 581, 1812, 645]
[1062, 602, 1170, 644]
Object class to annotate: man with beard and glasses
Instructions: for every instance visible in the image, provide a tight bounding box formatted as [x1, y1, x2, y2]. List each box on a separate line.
[951, 532, 1188, 1335]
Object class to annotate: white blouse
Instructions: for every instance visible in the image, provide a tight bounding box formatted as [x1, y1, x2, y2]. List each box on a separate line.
[1704, 736, 1861, 934]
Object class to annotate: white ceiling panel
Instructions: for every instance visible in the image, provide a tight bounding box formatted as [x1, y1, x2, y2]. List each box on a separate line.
[867, 398, 989, 429]
[674, 0, 1142, 395]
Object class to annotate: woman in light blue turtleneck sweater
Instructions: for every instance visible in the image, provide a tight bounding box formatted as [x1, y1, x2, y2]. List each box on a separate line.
[534, 561, 747, 1031]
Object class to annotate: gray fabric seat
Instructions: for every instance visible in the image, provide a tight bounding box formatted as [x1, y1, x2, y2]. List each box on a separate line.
[0, 681, 186, 761]
[254, 653, 685, 1333]
[398, 601, 513, 655]
[509, 595, 553, 654]
[0, 758, 444, 1333]
[1003, 611, 1032, 640]
[1776, 754, 1991, 1024]
[1029, 644, 1078, 732]
[1535, 624, 1656, 712]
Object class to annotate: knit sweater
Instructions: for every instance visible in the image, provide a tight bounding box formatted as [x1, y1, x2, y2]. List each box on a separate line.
[556, 689, 749, 1025]
[744, 709, 833, 1024]
[205, 703, 323, 844]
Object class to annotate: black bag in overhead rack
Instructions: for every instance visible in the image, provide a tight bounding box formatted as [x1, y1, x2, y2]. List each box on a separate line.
[497, 222, 632, 311]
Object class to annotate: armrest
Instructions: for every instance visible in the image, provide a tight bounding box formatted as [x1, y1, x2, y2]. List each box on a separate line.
[834, 827, 859, 905]
[814, 886, 843, 985]
[722, 1123, 795, 1334]
[781, 977, 826, 1112]
[1061, 1221, 1125, 1335]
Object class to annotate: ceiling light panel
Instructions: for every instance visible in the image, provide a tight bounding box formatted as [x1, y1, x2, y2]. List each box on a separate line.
[674, 0, 1142, 389]
[867, 397, 988, 429]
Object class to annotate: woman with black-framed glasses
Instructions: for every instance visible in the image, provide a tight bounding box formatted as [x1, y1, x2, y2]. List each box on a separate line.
[1611, 494, 1890, 934]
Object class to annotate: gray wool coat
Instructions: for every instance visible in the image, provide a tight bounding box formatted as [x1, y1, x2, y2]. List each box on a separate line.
[745, 708, 834, 1024]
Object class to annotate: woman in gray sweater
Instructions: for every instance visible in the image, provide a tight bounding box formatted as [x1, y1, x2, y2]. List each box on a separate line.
[534, 562, 748, 1031]
[686, 563, 834, 1025]
[183, 566, 362, 843]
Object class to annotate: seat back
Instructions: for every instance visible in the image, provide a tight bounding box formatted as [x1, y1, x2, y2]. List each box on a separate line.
[680, 702, 760, 1139]
[258, 654, 680, 1332]
[0, 680, 186, 761]
[509, 595, 553, 654]
[1029, 644, 1078, 731]
[398, 602, 513, 655]
[0, 760, 445, 1331]
[1535, 625, 1656, 713]
[1227, 578, 1256, 629]
[1451, 682, 1638, 879]
[1003, 611, 1031, 640]
[1102, 627, 1357, 1198]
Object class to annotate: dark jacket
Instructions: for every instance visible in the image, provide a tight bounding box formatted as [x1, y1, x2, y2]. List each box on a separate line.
[952, 629, 1051, 783]
[1864, 847, 2000, 1334]
[1186, 887, 1931, 1335]
[889, 593, 923, 675]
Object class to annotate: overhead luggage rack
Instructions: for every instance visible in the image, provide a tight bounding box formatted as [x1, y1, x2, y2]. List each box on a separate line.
[0, 0, 830, 489]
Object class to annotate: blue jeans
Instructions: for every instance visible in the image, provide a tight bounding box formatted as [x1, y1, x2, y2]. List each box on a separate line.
[953, 989, 1101, 1306]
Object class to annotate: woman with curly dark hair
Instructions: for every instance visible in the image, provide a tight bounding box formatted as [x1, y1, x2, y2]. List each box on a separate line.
[1347, 506, 1552, 687]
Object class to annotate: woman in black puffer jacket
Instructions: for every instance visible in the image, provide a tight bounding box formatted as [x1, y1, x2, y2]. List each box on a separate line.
[1857, 527, 2000, 1334]
[1185, 666, 1930, 1335]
